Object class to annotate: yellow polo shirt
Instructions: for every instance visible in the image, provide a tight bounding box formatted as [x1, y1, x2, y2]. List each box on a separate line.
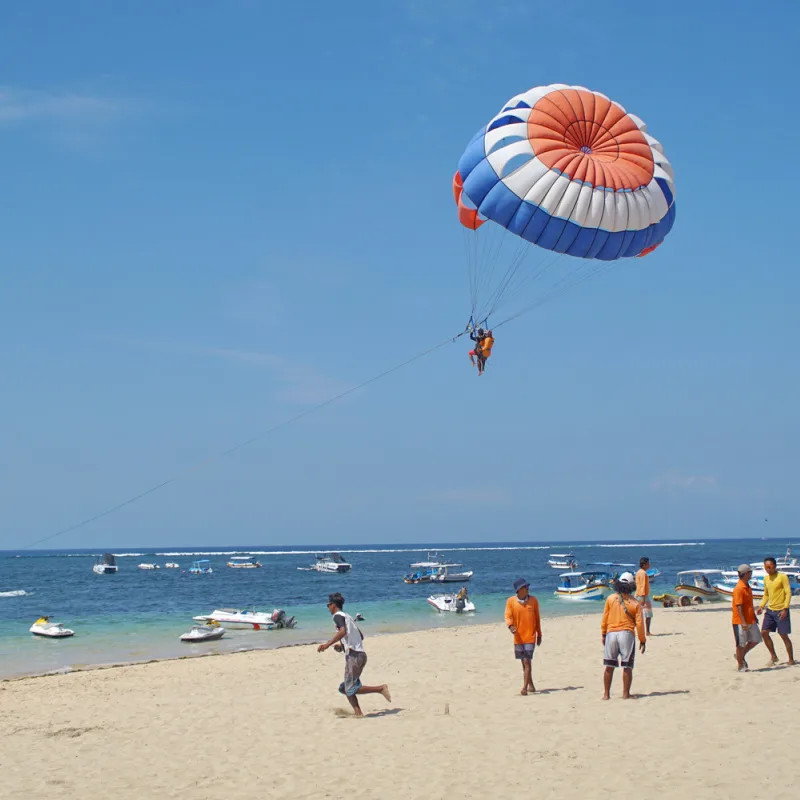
[760, 572, 792, 611]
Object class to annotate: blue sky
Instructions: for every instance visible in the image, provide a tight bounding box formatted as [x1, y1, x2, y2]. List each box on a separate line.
[1, 1, 798, 548]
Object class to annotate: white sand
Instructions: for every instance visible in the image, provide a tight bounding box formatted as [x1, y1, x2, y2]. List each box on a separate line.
[2, 603, 798, 799]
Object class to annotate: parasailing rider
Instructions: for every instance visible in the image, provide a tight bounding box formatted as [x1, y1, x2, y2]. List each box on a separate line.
[468, 327, 495, 376]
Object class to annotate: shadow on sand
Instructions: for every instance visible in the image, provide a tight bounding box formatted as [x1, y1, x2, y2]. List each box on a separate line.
[536, 685, 584, 695]
[633, 690, 690, 698]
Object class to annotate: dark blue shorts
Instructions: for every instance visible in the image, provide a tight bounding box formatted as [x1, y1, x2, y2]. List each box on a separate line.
[762, 608, 791, 635]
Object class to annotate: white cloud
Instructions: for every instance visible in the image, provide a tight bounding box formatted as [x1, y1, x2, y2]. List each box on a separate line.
[650, 472, 717, 492]
[0, 86, 131, 126]
[436, 488, 511, 505]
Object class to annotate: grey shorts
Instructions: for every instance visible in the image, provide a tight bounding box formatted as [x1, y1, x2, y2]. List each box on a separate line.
[339, 651, 367, 696]
[514, 643, 535, 661]
[732, 623, 762, 648]
[636, 595, 653, 619]
[603, 630, 636, 669]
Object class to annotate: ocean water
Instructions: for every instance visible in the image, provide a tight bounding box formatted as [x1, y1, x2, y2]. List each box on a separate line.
[0, 538, 793, 679]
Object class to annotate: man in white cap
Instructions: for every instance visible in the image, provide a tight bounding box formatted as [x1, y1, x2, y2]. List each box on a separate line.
[732, 564, 761, 671]
[601, 572, 646, 699]
[504, 578, 542, 695]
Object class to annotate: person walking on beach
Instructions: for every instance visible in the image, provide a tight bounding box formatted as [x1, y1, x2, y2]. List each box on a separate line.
[601, 572, 646, 699]
[635, 557, 653, 636]
[504, 577, 542, 695]
[732, 564, 761, 672]
[317, 592, 391, 717]
[757, 557, 795, 666]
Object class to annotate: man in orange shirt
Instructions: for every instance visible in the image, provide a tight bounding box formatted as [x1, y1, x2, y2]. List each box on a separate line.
[732, 564, 761, 671]
[504, 577, 542, 695]
[635, 557, 653, 636]
[601, 572, 646, 700]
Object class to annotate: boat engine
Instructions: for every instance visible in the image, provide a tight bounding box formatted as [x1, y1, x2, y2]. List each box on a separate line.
[271, 609, 296, 629]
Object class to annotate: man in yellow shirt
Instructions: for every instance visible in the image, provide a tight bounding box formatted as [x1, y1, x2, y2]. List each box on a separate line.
[756, 557, 794, 666]
[504, 578, 542, 695]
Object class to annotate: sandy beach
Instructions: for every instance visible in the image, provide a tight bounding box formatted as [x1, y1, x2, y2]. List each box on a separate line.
[3, 603, 797, 799]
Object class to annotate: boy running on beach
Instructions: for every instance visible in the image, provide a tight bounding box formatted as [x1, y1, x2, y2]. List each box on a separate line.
[317, 593, 391, 717]
[757, 557, 794, 666]
[732, 564, 761, 671]
[504, 578, 542, 695]
[601, 572, 646, 699]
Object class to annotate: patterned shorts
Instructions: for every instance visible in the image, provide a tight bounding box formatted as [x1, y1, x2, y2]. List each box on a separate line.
[339, 651, 367, 696]
[514, 643, 535, 661]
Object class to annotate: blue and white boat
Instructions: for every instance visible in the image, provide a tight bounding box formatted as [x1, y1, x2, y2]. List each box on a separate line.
[554, 571, 613, 601]
[187, 559, 213, 575]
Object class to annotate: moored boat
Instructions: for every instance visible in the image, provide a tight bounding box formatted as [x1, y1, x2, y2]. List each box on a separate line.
[92, 553, 118, 575]
[227, 556, 262, 569]
[192, 607, 296, 630]
[547, 553, 578, 570]
[138, 563, 160, 570]
[297, 553, 352, 573]
[187, 559, 213, 575]
[674, 570, 723, 601]
[554, 571, 613, 601]
[427, 591, 475, 613]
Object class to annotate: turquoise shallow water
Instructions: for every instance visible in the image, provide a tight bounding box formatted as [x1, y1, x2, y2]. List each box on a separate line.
[0, 538, 792, 679]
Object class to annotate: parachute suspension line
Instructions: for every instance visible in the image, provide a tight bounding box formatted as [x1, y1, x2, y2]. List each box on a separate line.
[493, 259, 615, 330]
[21, 331, 468, 551]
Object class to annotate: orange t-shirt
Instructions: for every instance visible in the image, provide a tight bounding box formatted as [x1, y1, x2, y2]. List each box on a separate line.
[504, 595, 541, 645]
[481, 336, 494, 357]
[635, 568, 650, 597]
[601, 593, 646, 643]
[732, 580, 755, 625]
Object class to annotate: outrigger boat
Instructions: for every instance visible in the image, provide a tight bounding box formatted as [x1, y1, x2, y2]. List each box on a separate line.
[226, 556, 262, 569]
[674, 570, 724, 601]
[187, 559, 213, 575]
[547, 553, 578, 570]
[554, 571, 613, 601]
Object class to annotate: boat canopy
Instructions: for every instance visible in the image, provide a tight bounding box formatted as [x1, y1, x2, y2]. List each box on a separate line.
[100, 553, 116, 565]
[588, 562, 635, 568]
[676, 569, 723, 577]
[229, 556, 257, 561]
[559, 571, 611, 579]
[410, 561, 463, 569]
[549, 553, 576, 558]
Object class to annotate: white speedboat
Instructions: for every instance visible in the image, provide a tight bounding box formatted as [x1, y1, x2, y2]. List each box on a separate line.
[187, 559, 213, 574]
[674, 570, 724, 601]
[193, 608, 296, 630]
[429, 563, 474, 583]
[714, 578, 764, 601]
[180, 621, 225, 642]
[297, 553, 352, 573]
[165, 562, 180, 569]
[30, 617, 75, 638]
[138, 563, 160, 570]
[92, 553, 118, 575]
[227, 556, 262, 569]
[427, 593, 475, 613]
[554, 571, 613, 601]
[548, 553, 578, 570]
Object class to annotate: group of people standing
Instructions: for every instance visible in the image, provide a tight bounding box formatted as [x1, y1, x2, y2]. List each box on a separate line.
[504, 557, 654, 699]
[316, 555, 794, 714]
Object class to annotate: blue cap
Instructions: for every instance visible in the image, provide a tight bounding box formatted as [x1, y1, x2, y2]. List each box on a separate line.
[513, 578, 529, 592]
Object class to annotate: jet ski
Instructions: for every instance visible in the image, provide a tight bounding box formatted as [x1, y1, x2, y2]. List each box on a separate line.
[427, 593, 476, 613]
[30, 616, 75, 638]
[180, 620, 225, 642]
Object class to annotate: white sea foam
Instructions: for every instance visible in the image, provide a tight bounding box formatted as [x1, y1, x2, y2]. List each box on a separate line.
[0, 590, 27, 597]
